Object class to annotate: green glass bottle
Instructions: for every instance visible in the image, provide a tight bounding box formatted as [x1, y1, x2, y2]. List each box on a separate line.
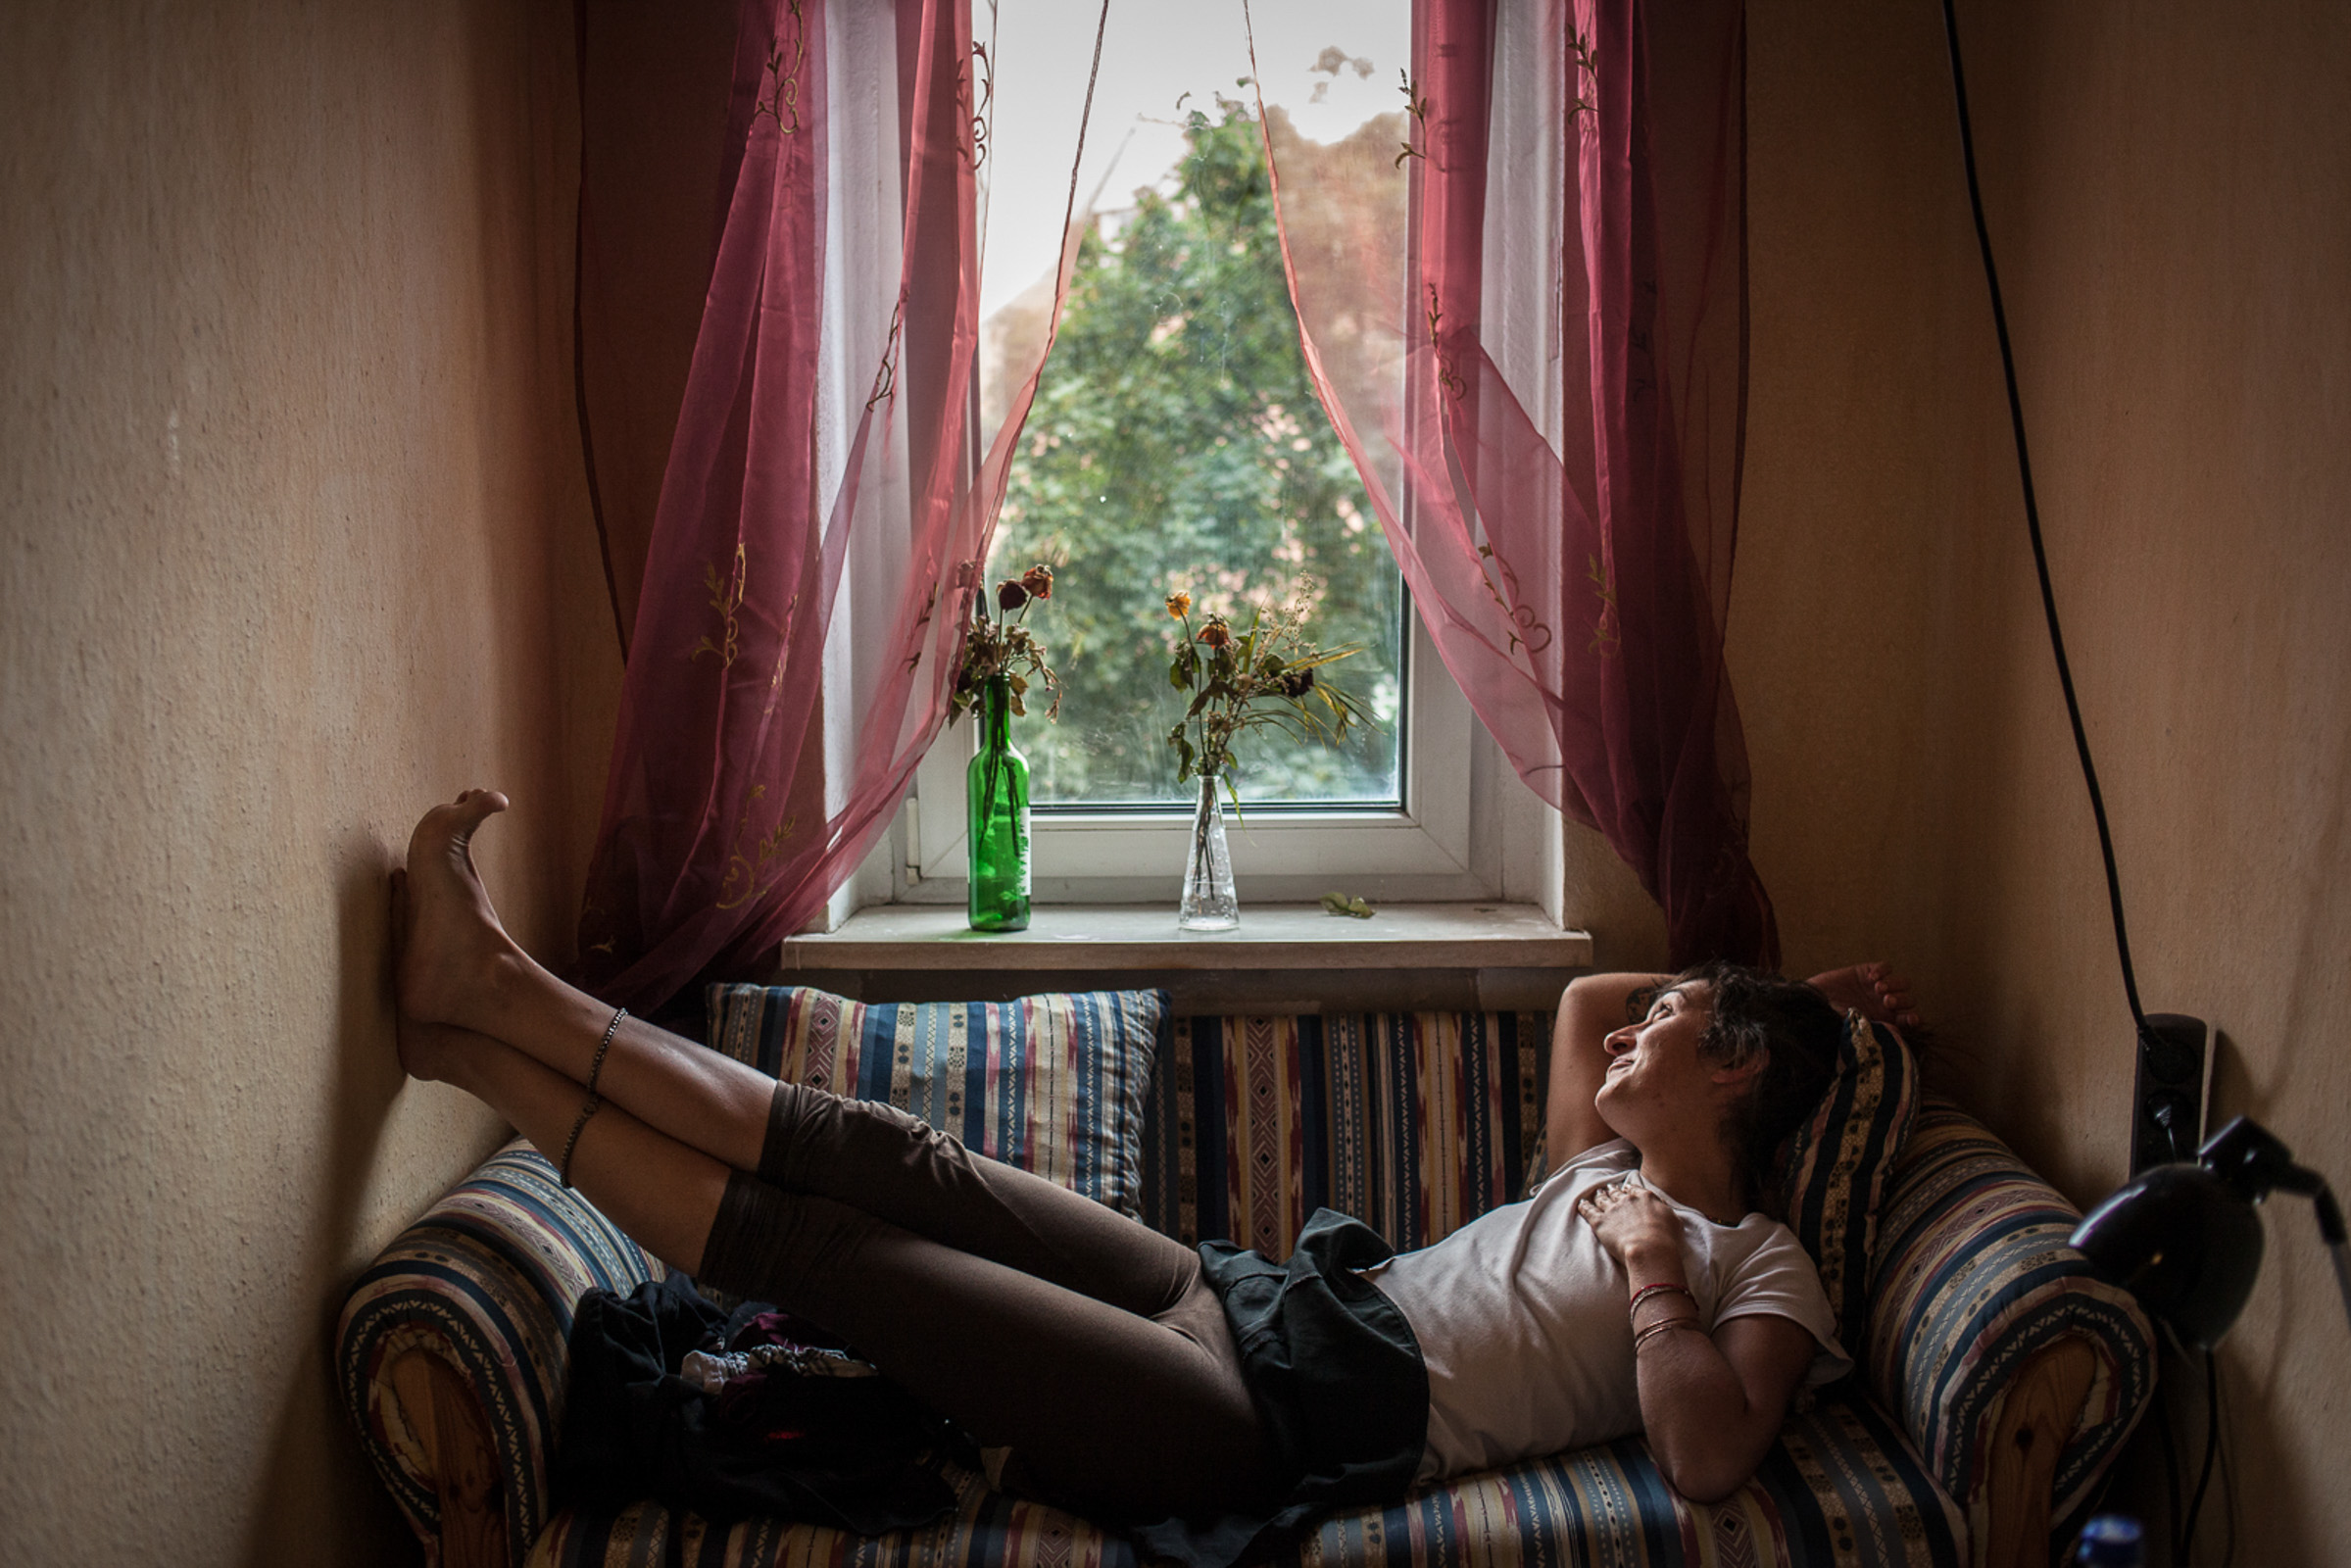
[966, 674, 1032, 931]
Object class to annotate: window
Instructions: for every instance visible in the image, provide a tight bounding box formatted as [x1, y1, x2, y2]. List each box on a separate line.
[985, 95, 1405, 809]
[898, 0, 1546, 906]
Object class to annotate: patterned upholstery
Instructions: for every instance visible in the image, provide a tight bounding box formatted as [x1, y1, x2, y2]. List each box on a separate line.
[707, 984, 1168, 1218]
[340, 1019, 2151, 1568]
[1297, 1395, 1965, 1568]
[530, 1392, 1963, 1568]
[1779, 1016, 1922, 1341]
[336, 1139, 663, 1556]
[1864, 1100, 2156, 1544]
[527, 1467, 1125, 1568]
[1139, 1012, 1552, 1255]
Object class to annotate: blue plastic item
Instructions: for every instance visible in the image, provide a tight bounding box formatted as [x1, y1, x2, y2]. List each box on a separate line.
[2074, 1515, 2144, 1567]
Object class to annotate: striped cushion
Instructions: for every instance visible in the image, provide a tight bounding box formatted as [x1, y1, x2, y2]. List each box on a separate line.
[1298, 1393, 1965, 1568]
[1866, 1101, 2156, 1536]
[1139, 1012, 1551, 1255]
[531, 1391, 1964, 1568]
[1778, 1014, 1921, 1342]
[706, 985, 1168, 1218]
[529, 1464, 1126, 1568]
[337, 1139, 664, 1557]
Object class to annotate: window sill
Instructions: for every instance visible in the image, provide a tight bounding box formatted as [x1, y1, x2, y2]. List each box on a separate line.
[777, 904, 1592, 1013]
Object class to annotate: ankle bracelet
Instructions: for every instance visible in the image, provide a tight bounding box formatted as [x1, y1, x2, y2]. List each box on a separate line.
[587, 1005, 627, 1097]
[559, 1093, 603, 1188]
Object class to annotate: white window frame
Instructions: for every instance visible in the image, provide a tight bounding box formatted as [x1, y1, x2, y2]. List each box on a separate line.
[846, 0, 1565, 918]
[897, 612, 1546, 905]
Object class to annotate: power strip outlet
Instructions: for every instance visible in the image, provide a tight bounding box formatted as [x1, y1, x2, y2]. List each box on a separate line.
[2129, 1012, 2212, 1174]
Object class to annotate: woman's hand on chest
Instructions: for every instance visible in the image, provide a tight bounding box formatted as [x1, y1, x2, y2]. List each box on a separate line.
[1575, 1179, 1686, 1278]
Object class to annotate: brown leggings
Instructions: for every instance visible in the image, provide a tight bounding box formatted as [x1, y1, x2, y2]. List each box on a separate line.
[695, 1080, 1281, 1523]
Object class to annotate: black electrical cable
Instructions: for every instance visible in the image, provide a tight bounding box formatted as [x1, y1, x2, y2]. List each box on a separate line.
[1935, 0, 2152, 1045]
[2180, 1348, 2224, 1559]
[2215, 1349, 2237, 1568]
[1935, 1, 2228, 1556]
[2153, 1373, 2186, 1559]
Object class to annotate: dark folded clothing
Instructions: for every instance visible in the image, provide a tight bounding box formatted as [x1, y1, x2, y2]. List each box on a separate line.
[554, 1273, 971, 1532]
[1129, 1209, 1428, 1568]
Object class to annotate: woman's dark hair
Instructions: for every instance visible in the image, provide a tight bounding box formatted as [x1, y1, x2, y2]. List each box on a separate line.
[1641, 960, 1844, 1214]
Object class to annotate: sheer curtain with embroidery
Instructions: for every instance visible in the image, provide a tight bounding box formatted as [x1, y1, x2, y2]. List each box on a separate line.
[576, 0, 1105, 1009]
[1249, 0, 1776, 966]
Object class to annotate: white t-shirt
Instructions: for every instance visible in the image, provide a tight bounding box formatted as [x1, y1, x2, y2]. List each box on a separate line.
[1363, 1139, 1851, 1484]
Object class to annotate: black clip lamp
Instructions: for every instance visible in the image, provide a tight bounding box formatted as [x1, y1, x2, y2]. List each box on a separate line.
[2071, 1115, 2351, 1348]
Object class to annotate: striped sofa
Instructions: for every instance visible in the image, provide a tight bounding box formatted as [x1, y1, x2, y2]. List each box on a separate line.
[338, 1005, 2151, 1568]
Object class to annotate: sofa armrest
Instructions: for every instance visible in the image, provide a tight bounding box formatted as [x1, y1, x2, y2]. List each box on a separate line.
[1865, 1102, 2155, 1565]
[336, 1137, 665, 1568]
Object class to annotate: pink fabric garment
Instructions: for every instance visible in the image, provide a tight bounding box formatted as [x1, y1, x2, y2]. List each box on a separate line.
[578, 0, 1103, 1008]
[1248, 0, 1776, 966]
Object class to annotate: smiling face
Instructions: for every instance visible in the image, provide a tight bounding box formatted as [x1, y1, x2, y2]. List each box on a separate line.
[1594, 981, 1758, 1152]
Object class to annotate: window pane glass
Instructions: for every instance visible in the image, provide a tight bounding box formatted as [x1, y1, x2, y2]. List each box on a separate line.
[980, 0, 1409, 809]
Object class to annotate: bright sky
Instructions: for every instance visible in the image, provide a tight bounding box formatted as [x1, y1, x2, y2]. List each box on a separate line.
[975, 0, 1410, 321]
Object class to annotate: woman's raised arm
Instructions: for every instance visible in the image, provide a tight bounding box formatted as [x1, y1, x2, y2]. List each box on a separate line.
[1544, 973, 1666, 1169]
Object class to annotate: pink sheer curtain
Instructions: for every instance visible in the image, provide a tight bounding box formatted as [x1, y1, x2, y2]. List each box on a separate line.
[578, 0, 1103, 1008]
[1249, 0, 1776, 967]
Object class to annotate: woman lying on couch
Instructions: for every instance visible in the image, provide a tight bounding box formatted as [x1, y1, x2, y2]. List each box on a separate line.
[394, 790, 1918, 1563]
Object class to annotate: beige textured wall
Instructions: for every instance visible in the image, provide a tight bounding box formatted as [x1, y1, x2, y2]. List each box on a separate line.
[1739, 0, 2350, 1558]
[0, 3, 616, 1562]
[574, 0, 736, 648]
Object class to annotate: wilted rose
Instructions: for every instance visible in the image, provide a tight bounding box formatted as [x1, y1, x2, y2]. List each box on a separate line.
[997, 579, 1028, 613]
[1021, 564, 1054, 601]
[1278, 667, 1315, 698]
[1166, 591, 1192, 619]
[1198, 619, 1232, 649]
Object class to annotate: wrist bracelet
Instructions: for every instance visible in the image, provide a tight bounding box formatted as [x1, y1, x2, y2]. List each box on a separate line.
[559, 1093, 603, 1188]
[587, 1005, 627, 1097]
[1627, 1281, 1695, 1324]
[1634, 1315, 1703, 1351]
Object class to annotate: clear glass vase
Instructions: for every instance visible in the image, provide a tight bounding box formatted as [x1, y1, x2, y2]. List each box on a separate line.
[1178, 774, 1239, 931]
[965, 676, 1032, 931]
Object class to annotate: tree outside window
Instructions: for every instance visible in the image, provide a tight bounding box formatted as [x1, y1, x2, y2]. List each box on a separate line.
[985, 101, 1406, 808]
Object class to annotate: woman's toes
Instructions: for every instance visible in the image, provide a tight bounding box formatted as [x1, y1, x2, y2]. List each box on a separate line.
[396, 791, 522, 1028]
